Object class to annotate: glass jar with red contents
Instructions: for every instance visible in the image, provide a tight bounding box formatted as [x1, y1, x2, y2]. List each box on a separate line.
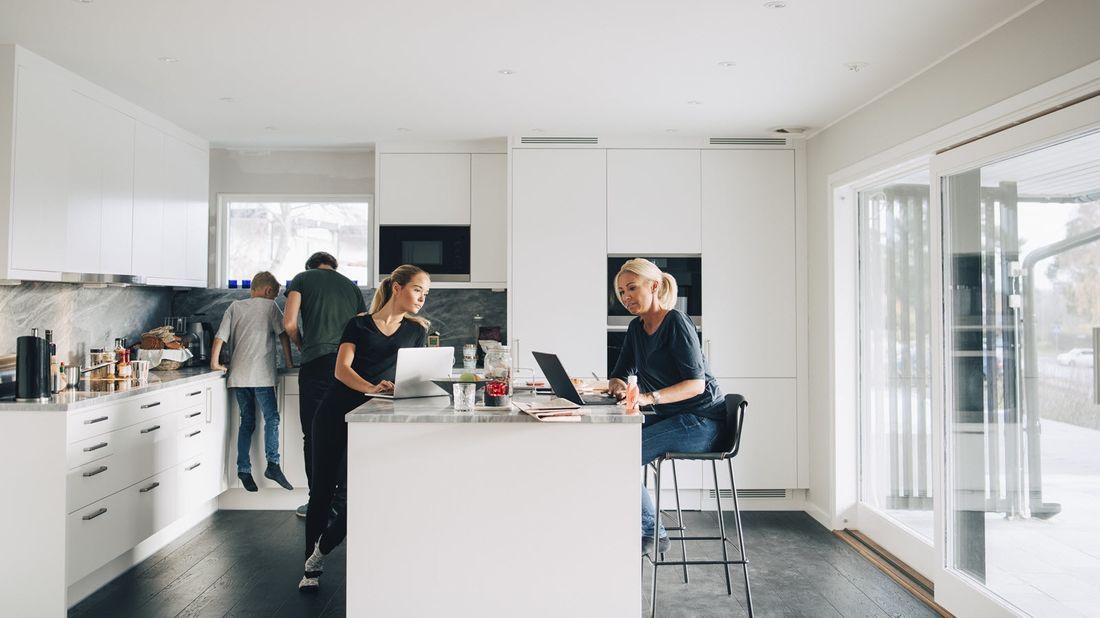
[483, 346, 512, 407]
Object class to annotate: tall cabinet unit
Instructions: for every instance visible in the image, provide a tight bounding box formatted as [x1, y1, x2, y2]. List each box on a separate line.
[0, 44, 210, 286]
[702, 149, 800, 490]
[511, 149, 607, 375]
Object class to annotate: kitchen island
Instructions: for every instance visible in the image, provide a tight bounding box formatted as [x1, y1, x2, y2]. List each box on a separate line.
[345, 395, 642, 617]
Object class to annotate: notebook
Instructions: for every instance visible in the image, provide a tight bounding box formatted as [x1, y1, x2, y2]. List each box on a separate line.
[369, 346, 454, 399]
[531, 351, 618, 406]
[513, 399, 586, 422]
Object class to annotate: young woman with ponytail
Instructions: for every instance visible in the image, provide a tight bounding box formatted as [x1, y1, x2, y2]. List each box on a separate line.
[299, 264, 431, 592]
[607, 258, 727, 557]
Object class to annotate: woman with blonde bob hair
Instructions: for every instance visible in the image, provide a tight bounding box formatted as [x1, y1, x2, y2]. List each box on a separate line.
[608, 258, 727, 557]
[299, 264, 432, 592]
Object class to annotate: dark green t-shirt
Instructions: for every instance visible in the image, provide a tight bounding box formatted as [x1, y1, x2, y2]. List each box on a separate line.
[287, 268, 367, 364]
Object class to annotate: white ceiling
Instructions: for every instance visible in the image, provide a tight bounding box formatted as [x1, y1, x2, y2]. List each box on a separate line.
[0, 0, 1037, 148]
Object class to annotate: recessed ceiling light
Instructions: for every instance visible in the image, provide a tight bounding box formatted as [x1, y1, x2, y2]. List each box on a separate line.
[717, 61, 737, 69]
[71, 0, 94, 4]
[844, 61, 869, 72]
[158, 56, 179, 64]
[219, 97, 235, 103]
[497, 69, 515, 76]
[263, 126, 278, 131]
[530, 128, 545, 134]
[666, 129, 678, 133]
[396, 127, 411, 133]
[763, 1, 787, 8]
[687, 100, 702, 105]
[770, 126, 808, 134]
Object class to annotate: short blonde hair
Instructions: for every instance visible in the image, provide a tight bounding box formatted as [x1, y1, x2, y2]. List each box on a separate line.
[252, 271, 280, 295]
[614, 258, 678, 311]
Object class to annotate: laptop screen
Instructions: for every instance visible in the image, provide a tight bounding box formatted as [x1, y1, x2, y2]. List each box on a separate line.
[531, 351, 585, 405]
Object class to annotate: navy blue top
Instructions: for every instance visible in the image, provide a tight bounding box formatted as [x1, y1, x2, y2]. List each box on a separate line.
[610, 309, 725, 421]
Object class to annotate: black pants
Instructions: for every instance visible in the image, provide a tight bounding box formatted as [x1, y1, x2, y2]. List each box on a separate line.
[298, 354, 346, 510]
[305, 385, 362, 557]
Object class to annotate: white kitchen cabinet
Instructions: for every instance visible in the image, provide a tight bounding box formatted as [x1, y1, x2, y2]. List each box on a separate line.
[607, 149, 701, 255]
[470, 153, 507, 284]
[701, 149, 796, 379]
[0, 45, 209, 285]
[65, 91, 136, 276]
[379, 153, 471, 225]
[227, 377, 307, 490]
[511, 149, 607, 376]
[9, 62, 70, 274]
[280, 390, 308, 488]
[716, 377, 798, 489]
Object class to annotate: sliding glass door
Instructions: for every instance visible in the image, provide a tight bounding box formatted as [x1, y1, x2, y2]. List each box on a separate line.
[935, 97, 1100, 616]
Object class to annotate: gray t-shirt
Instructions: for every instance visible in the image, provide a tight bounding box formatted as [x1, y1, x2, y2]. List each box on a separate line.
[216, 297, 285, 388]
[287, 268, 367, 364]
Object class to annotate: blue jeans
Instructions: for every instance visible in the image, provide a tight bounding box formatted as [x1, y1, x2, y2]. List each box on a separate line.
[232, 386, 280, 473]
[641, 413, 723, 538]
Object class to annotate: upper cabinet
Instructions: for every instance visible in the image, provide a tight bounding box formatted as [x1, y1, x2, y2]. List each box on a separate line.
[606, 149, 701, 255]
[0, 45, 209, 286]
[375, 143, 507, 287]
[378, 153, 471, 225]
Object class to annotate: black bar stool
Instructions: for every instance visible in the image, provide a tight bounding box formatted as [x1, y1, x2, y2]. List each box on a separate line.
[646, 394, 753, 617]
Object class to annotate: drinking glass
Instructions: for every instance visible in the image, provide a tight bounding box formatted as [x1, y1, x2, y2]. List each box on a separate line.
[452, 382, 476, 413]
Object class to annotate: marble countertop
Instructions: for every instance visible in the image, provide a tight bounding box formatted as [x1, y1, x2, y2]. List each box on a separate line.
[0, 367, 225, 412]
[346, 394, 642, 424]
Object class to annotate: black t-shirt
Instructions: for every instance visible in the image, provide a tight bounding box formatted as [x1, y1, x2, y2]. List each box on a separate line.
[338, 314, 428, 385]
[610, 309, 725, 420]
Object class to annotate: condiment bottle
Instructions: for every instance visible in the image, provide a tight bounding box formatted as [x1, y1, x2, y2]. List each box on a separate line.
[625, 375, 640, 414]
[116, 338, 132, 378]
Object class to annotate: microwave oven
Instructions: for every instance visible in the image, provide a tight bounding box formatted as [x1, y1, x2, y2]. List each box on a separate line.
[378, 225, 471, 282]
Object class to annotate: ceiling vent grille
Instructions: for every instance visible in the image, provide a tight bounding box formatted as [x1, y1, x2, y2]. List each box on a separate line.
[520, 136, 599, 145]
[709, 488, 788, 499]
[709, 137, 787, 146]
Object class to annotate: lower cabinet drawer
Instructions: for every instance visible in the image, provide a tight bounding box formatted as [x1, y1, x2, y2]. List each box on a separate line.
[179, 453, 219, 512]
[66, 486, 134, 585]
[67, 455, 124, 514]
[131, 468, 179, 545]
[178, 424, 207, 461]
[67, 432, 118, 469]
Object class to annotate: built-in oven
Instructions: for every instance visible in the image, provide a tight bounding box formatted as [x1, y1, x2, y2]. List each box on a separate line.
[378, 225, 471, 282]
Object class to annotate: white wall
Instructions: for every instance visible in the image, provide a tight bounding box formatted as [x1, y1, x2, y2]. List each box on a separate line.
[206, 148, 375, 282]
[804, 0, 1100, 524]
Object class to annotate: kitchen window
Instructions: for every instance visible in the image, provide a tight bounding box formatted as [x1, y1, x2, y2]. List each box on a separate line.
[218, 195, 372, 288]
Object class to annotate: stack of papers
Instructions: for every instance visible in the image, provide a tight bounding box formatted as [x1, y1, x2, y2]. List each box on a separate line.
[513, 399, 585, 422]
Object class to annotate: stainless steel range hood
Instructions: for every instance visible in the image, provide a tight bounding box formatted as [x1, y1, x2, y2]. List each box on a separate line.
[59, 272, 146, 285]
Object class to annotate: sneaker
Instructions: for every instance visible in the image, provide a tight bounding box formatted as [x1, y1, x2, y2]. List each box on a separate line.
[296, 504, 308, 518]
[238, 471, 258, 492]
[304, 540, 326, 574]
[298, 574, 319, 592]
[642, 535, 671, 557]
[264, 463, 294, 490]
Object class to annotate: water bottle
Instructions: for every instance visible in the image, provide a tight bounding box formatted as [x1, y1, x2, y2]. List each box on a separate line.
[625, 375, 640, 414]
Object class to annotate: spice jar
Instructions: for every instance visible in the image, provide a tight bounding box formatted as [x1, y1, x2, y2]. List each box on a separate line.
[483, 346, 512, 407]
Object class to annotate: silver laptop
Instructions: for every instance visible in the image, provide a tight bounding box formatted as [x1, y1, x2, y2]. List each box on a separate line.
[370, 346, 455, 399]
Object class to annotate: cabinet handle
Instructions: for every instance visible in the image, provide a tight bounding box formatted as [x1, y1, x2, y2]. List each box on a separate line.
[84, 416, 109, 425]
[140, 401, 162, 409]
[704, 338, 711, 360]
[185, 430, 202, 438]
[185, 462, 201, 471]
[185, 411, 201, 419]
[140, 424, 161, 434]
[81, 507, 108, 521]
[82, 442, 108, 452]
[139, 482, 160, 493]
[82, 465, 108, 478]
[186, 390, 202, 397]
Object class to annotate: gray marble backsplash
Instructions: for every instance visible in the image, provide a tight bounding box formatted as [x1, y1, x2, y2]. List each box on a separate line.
[172, 287, 507, 367]
[0, 282, 172, 365]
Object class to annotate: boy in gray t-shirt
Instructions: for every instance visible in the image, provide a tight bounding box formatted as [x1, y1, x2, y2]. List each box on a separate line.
[212, 271, 296, 492]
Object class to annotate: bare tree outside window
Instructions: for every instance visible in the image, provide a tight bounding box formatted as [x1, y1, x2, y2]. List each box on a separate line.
[225, 200, 370, 286]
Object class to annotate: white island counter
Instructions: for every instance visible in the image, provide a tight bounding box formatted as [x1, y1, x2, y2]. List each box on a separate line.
[345, 395, 643, 617]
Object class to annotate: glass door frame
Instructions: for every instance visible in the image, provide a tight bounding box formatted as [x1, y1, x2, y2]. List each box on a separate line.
[929, 94, 1100, 617]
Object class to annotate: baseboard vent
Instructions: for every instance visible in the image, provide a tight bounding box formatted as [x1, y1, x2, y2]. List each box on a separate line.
[836, 529, 953, 617]
[708, 488, 787, 499]
[520, 136, 599, 145]
[709, 137, 787, 146]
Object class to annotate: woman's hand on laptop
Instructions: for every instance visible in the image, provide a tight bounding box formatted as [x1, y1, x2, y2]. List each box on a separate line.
[368, 380, 395, 395]
[607, 378, 627, 401]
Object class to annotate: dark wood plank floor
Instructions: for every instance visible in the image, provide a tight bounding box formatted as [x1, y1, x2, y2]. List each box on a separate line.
[70, 510, 935, 617]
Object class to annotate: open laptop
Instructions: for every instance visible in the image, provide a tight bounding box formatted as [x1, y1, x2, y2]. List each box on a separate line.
[531, 351, 619, 406]
[370, 346, 455, 399]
